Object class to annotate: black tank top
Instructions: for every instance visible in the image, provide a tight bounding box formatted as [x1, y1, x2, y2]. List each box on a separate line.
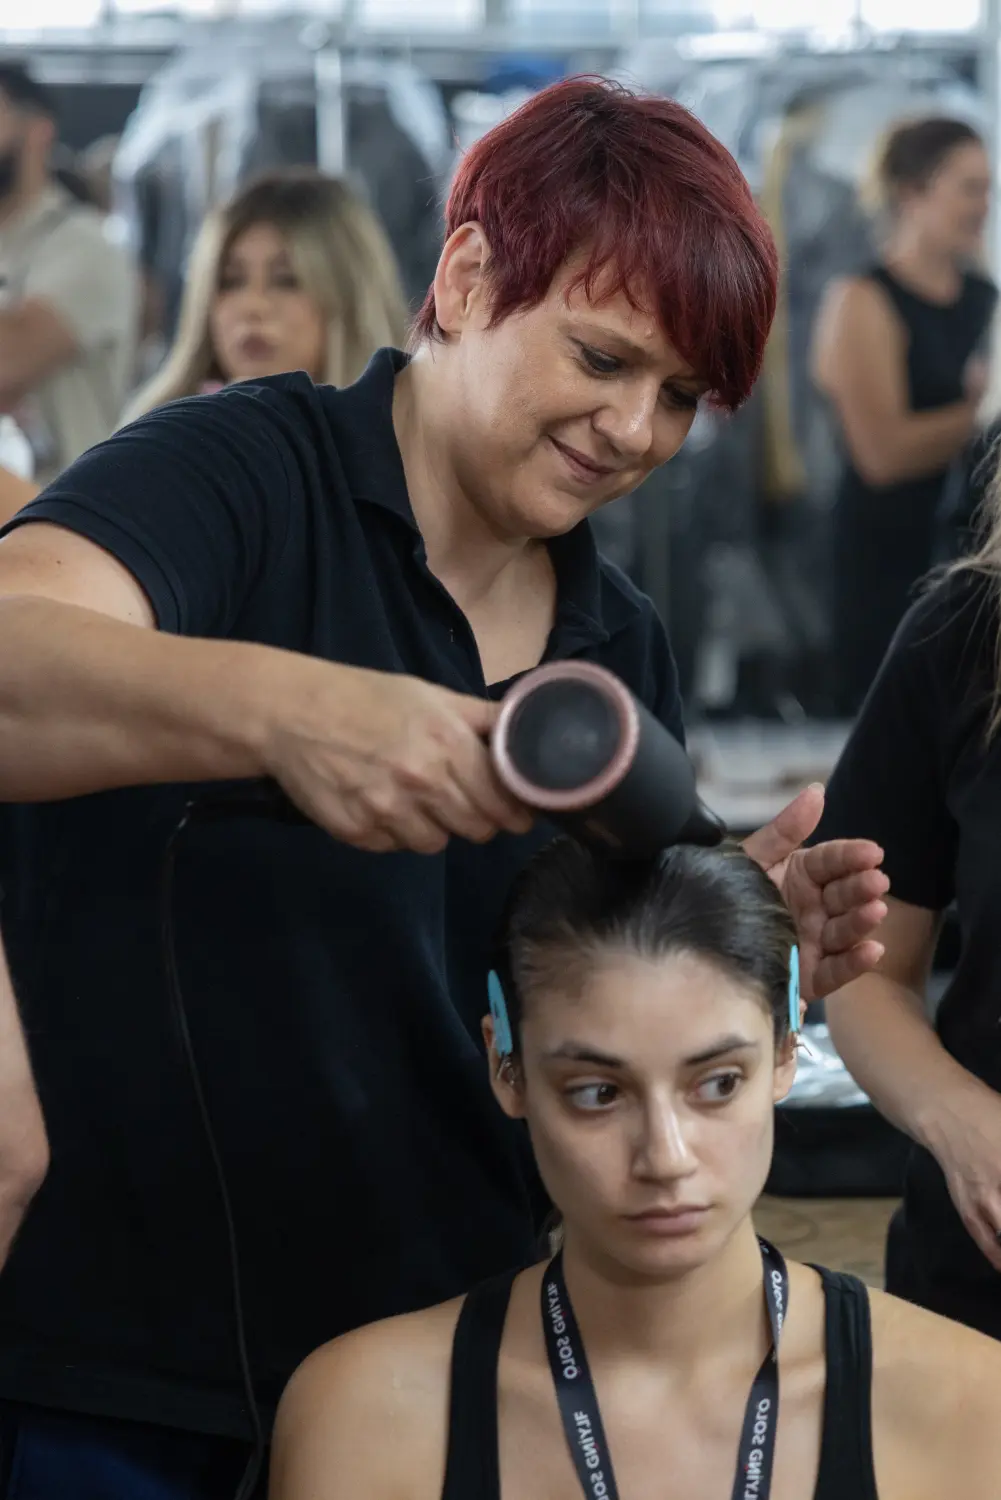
[833, 265, 996, 712]
[441, 1264, 878, 1500]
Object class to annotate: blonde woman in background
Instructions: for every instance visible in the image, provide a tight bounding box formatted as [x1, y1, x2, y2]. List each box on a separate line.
[124, 168, 409, 422]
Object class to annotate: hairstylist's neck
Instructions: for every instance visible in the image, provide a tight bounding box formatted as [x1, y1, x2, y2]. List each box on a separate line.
[883, 225, 962, 303]
[559, 1218, 767, 1370]
[393, 348, 541, 609]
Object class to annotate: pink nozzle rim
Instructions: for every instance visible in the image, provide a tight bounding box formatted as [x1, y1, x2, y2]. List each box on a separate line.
[491, 660, 640, 812]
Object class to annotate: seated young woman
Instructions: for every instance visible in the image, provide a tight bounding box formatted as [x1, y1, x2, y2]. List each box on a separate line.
[269, 839, 1001, 1500]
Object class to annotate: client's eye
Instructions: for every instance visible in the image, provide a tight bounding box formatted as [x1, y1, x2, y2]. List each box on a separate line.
[695, 1071, 743, 1105]
[567, 1081, 620, 1111]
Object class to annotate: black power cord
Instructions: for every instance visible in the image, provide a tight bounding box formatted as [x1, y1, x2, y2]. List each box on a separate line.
[161, 801, 266, 1500]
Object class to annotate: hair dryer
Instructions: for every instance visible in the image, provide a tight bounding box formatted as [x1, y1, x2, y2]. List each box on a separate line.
[491, 660, 725, 858]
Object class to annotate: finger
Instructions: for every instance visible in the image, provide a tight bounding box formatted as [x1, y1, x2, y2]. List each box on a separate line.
[800, 838, 885, 887]
[821, 898, 889, 955]
[382, 806, 452, 855]
[407, 760, 522, 845]
[742, 784, 825, 871]
[808, 939, 885, 1000]
[340, 789, 452, 855]
[821, 867, 891, 918]
[448, 736, 534, 836]
[451, 692, 502, 738]
[965, 1207, 1001, 1274]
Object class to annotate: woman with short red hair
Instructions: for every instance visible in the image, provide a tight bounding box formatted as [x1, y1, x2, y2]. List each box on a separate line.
[0, 79, 884, 1499]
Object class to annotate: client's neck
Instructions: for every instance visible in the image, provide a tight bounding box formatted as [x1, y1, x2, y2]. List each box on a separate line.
[559, 1218, 768, 1369]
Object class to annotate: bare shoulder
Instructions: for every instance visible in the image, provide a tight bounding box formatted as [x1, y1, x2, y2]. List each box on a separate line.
[269, 1297, 462, 1500]
[869, 1286, 1001, 1495]
[811, 276, 901, 391]
[814, 275, 902, 349]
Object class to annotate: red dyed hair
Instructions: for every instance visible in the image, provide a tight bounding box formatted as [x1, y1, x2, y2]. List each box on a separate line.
[414, 76, 777, 411]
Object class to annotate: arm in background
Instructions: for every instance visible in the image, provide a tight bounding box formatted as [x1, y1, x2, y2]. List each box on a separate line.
[811, 276, 979, 487]
[827, 895, 1001, 1273]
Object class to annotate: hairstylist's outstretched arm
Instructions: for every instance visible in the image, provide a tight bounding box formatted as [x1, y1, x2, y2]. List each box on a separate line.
[0, 520, 530, 853]
[742, 782, 888, 1000]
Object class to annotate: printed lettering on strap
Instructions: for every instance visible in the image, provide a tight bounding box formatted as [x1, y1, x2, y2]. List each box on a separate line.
[541, 1237, 788, 1500]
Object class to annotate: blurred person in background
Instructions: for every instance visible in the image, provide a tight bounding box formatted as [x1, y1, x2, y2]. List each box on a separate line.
[812, 116, 995, 714]
[123, 169, 409, 421]
[0, 62, 137, 484]
[815, 454, 1001, 1343]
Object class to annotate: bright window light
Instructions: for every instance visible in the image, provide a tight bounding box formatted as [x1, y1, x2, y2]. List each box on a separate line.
[355, 0, 482, 24]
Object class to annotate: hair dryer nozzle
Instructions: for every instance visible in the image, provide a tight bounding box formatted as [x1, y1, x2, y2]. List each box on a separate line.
[492, 661, 727, 858]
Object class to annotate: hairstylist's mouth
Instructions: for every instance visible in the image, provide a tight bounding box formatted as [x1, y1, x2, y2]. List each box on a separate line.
[549, 436, 619, 485]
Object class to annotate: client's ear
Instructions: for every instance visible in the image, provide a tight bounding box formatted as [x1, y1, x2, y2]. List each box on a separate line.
[481, 1015, 526, 1120]
[772, 1032, 799, 1104]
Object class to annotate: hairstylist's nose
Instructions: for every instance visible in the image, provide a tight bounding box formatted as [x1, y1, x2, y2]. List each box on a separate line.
[592, 382, 658, 461]
[634, 1094, 698, 1182]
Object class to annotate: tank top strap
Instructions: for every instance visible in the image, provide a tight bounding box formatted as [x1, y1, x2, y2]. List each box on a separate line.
[867, 264, 915, 322]
[811, 1265, 879, 1500]
[440, 1269, 518, 1500]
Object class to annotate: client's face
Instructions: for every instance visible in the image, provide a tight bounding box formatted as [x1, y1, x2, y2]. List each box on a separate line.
[498, 950, 795, 1279]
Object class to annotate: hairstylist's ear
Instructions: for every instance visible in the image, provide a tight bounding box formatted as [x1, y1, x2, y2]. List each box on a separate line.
[433, 223, 492, 337]
[481, 1015, 526, 1121]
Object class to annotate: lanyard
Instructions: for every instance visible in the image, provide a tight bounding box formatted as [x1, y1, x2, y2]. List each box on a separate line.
[541, 1236, 788, 1500]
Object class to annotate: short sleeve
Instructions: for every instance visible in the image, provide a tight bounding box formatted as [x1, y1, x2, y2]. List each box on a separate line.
[23, 214, 136, 351]
[0, 383, 300, 638]
[816, 582, 971, 912]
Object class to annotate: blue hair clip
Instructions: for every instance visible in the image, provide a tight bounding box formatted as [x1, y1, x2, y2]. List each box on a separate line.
[488, 970, 514, 1058]
[788, 944, 801, 1035]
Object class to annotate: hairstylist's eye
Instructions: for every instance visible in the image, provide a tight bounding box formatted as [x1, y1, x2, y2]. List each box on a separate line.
[662, 384, 701, 412]
[694, 1071, 743, 1106]
[577, 343, 622, 377]
[566, 1081, 620, 1111]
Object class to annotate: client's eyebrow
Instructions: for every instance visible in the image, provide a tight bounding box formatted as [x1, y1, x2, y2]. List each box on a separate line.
[544, 1035, 760, 1071]
[544, 1043, 625, 1069]
[683, 1036, 759, 1067]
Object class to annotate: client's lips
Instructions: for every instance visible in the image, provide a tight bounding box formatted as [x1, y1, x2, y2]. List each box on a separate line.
[625, 1205, 709, 1235]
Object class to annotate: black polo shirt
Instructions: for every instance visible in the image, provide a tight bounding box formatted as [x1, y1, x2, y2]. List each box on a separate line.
[0, 350, 683, 1439]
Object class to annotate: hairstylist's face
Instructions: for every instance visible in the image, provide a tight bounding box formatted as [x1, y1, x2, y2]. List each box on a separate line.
[489, 950, 795, 1279]
[906, 141, 991, 259]
[210, 221, 327, 385]
[429, 228, 707, 542]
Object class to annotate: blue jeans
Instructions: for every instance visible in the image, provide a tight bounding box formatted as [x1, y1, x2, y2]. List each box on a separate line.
[0, 1403, 261, 1500]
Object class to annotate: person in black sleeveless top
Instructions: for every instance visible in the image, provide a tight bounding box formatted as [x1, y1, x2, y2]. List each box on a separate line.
[270, 840, 1001, 1500]
[812, 116, 996, 714]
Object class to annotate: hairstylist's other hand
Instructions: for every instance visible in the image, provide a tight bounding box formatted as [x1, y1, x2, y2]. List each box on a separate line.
[931, 1079, 1001, 1273]
[260, 660, 534, 854]
[742, 783, 888, 1001]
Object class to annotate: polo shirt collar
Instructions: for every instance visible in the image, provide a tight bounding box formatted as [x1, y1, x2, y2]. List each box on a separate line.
[330, 347, 608, 644]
